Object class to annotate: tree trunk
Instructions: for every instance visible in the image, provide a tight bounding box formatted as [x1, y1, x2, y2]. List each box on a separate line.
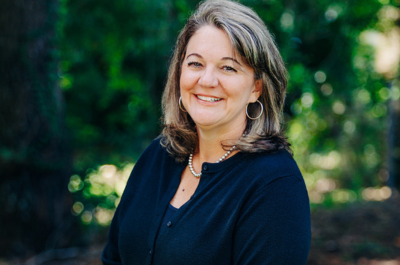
[0, 0, 75, 257]
[387, 80, 400, 192]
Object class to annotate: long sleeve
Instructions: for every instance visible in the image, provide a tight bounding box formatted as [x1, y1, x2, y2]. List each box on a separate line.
[100, 139, 310, 265]
[101, 204, 122, 265]
[232, 175, 311, 265]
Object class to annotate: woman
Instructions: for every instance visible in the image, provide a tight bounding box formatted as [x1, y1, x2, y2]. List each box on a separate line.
[102, 0, 311, 264]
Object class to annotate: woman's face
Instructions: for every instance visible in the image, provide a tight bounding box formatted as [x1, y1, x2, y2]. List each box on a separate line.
[180, 25, 261, 133]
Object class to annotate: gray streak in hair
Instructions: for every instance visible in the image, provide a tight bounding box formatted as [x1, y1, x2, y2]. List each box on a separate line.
[161, 0, 291, 162]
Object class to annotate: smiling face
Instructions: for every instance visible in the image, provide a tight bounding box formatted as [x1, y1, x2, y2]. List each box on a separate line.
[180, 25, 261, 134]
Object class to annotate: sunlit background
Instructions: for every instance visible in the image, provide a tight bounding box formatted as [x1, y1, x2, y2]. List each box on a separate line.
[1, 0, 400, 264]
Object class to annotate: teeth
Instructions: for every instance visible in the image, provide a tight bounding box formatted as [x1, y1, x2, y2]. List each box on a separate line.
[196, 95, 222, 102]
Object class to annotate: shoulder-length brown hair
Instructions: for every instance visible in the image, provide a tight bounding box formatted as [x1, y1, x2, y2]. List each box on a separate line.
[161, 0, 290, 162]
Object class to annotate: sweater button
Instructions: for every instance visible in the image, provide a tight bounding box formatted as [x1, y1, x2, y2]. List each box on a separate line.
[203, 165, 208, 171]
[149, 249, 153, 254]
[167, 221, 172, 227]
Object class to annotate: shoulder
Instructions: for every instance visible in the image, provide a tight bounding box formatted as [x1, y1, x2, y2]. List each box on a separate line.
[142, 136, 165, 155]
[125, 136, 176, 183]
[243, 148, 304, 187]
[136, 136, 172, 164]
[119, 136, 179, 201]
[235, 149, 309, 220]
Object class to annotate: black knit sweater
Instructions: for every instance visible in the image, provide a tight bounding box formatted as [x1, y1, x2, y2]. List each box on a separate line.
[102, 137, 311, 265]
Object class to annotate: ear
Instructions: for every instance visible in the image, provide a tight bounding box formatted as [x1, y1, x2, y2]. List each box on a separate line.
[248, 79, 262, 103]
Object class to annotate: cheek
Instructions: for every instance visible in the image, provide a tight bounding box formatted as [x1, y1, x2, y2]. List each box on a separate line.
[222, 79, 254, 100]
[180, 69, 197, 92]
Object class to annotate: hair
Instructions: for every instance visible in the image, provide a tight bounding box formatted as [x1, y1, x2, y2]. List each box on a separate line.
[161, 0, 291, 162]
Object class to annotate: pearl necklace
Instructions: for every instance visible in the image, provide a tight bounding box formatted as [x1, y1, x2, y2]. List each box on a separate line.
[188, 146, 236, 178]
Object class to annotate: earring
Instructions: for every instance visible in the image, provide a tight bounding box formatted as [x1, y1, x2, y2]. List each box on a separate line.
[246, 100, 263, 120]
[179, 97, 187, 112]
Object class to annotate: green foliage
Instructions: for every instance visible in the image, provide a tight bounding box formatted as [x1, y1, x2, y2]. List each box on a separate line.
[241, 0, 397, 206]
[59, 0, 188, 171]
[68, 163, 133, 226]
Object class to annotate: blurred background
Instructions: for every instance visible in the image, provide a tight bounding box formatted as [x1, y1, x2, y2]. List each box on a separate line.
[1, 0, 400, 264]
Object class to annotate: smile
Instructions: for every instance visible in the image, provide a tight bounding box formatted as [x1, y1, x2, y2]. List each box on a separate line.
[196, 95, 222, 102]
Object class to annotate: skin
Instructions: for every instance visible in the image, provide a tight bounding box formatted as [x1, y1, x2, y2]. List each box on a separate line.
[170, 25, 261, 208]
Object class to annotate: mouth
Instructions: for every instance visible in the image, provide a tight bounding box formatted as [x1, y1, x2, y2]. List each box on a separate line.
[195, 95, 223, 102]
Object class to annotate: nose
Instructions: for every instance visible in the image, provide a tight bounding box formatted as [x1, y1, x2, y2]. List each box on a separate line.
[198, 67, 218, 88]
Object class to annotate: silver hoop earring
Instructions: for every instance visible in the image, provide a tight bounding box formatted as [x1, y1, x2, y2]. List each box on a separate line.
[179, 97, 187, 112]
[246, 100, 263, 120]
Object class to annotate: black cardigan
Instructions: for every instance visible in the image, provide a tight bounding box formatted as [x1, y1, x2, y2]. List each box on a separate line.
[102, 138, 311, 265]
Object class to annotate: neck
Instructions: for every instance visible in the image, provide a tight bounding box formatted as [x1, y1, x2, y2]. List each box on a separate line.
[194, 122, 246, 163]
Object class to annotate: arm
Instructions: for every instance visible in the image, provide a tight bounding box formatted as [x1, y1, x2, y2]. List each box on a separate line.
[101, 205, 123, 265]
[101, 138, 162, 264]
[233, 175, 311, 265]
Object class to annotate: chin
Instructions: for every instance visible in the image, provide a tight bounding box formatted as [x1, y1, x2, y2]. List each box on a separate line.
[189, 110, 220, 124]
[193, 120, 219, 127]
[191, 116, 221, 128]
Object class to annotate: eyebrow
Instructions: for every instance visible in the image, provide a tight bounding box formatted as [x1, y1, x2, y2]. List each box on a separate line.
[221, 57, 242, 66]
[186, 53, 202, 60]
[186, 53, 243, 66]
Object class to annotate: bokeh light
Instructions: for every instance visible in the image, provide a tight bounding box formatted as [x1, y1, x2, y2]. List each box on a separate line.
[68, 163, 134, 225]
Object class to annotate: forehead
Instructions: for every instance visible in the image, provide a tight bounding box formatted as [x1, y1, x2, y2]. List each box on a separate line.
[186, 25, 238, 59]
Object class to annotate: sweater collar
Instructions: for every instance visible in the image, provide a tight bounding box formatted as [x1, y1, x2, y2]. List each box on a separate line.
[199, 151, 247, 175]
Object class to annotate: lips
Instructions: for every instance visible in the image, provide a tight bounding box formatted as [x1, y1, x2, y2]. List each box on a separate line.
[196, 95, 222, 102]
